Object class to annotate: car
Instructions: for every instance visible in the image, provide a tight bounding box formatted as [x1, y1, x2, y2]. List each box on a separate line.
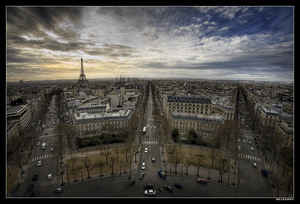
[174, 182, 182, 188]
[237, 138, 240, 142]
[36, 141, 40, 146]
[237, 146, 241, 151]
[27, 184, 33, 192]
[196, 178, 208, 184]
[253, 163, 257, 168]
[48, 173, 52, 180]
[144, 148, 148, 153]
[261, 169, 268, 177]
[144, 189, 156, 196]
[32, 174, 38, 181]
[54, 187, 63, 193]
[250, 147, 254, 151]
[37, 160, 42, 167]
[50, 147, 54, 152]
[129, 179, 135, 186]
[164, 184, 173, 192]
[151, 157, 155, 162]
[248, 141, 252, 145]
[141, 162, 146, 170]
[243, 140, 246, 144]
[144, 183, 154, 190]
[139, 172, 145, 180]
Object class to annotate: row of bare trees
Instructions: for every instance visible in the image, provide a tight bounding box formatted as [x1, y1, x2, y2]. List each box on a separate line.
[164, 144, 232, 184]
[60, 143, 141, 185]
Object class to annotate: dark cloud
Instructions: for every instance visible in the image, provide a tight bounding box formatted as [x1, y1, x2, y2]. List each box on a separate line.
[84, 43, 136, 58]
[7, 7, 83, 39]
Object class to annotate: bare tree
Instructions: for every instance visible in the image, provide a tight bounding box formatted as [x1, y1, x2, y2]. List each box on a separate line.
[109, 155, 118, 174]
[184, 154, 194, 175]
[173, 149, 182, 174]
[217, 154, 230, 183]
[102, 145, 111, 164]
[69, 153, 79, 182]
[95, 160, 105, 177]
[132, 144, 140, 162]
[121, 143, 131, 162]
[195, 152, 206, 177]
[84, 156, 94, 179]
[209, 147, 220, 169]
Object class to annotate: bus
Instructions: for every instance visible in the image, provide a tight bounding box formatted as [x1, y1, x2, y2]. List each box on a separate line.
[42, 143, 47, 150]
[142, 126, 147, 135]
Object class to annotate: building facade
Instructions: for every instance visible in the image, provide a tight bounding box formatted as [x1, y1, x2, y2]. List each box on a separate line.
[75, 109, 132, 138]
[164, 95, 226, 143]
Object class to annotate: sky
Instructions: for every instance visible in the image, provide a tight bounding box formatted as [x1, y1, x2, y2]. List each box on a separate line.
[6, 6, 294, 82]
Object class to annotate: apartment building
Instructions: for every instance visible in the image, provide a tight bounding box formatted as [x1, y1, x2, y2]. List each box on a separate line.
[7, 105, 32, 132]
[75, 109, 132, 138]
[164, 95, 226, 143]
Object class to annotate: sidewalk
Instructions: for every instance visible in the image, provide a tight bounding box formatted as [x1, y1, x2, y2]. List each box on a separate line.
[8, 161, 30, 197]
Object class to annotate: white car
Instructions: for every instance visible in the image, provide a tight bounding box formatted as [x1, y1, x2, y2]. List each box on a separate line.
[37, 160, 42, 167]
[250, 147, 254, 151]
[144, 189, 156, 196]
[243, 140, 246, 144]
[237, 146, 241, 151]
[253, 163, 257, 168]
[144, 148, 148, 153]
[141, 162, 146, 170]
[48, 173, 52, 180]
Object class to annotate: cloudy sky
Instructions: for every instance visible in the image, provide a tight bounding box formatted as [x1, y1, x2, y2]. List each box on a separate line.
[6, 6, 294, 82]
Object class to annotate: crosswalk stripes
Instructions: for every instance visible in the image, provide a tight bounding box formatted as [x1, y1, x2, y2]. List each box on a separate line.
[39, 133, 55, 138]
[238, 153, 262, 161]
[142, 140, 159, 145]
[31, 153, 58, 162]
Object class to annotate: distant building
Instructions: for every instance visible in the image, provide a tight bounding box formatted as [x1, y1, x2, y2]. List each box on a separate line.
[75, 109, 132, 138]
[7, 105, 32, 132]
[275, 121, 293, 149]
[163, 95, 228, 143]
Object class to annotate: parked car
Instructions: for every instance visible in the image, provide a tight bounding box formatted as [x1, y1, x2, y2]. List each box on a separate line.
[144, 183, 154, 190]
[196, 178, 208, 184]
[47, 173, 52, 180]
[144, 189, 156, 196]
[54, 187, 63, 193]
[129, 179, 135, 186]
[37, 160, 42, 167]
[32, 174, 38, 181]
[141, 162, 146, 170]
[261, 169, 268, 177]
[250, 147, 254, 151]
[27, 184, 33, 192]
[253, 163, 257, 168]
[151, 157, 155, 162]
[164, 184, 173, 192]
[139, 172, 145, 180]
[144, 148, 148, 153]
[174, 182, 182, 188]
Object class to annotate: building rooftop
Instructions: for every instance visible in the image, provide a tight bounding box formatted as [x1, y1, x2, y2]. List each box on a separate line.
[75, 109, 131, 122]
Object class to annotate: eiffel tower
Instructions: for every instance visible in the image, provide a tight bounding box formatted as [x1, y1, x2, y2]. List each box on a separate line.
[78, 57, 88, 84]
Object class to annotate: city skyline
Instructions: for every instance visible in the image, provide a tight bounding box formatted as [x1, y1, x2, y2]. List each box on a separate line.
[6, 6, 294, 82]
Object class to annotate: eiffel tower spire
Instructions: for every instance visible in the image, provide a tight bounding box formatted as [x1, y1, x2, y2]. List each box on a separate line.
[78, 57, 88, 84]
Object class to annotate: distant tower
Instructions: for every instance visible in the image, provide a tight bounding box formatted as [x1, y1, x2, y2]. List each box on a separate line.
[78, 57, 88, 84]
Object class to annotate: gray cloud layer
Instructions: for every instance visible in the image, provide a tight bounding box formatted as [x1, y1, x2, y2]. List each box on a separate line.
[6, 6, 294, 82]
